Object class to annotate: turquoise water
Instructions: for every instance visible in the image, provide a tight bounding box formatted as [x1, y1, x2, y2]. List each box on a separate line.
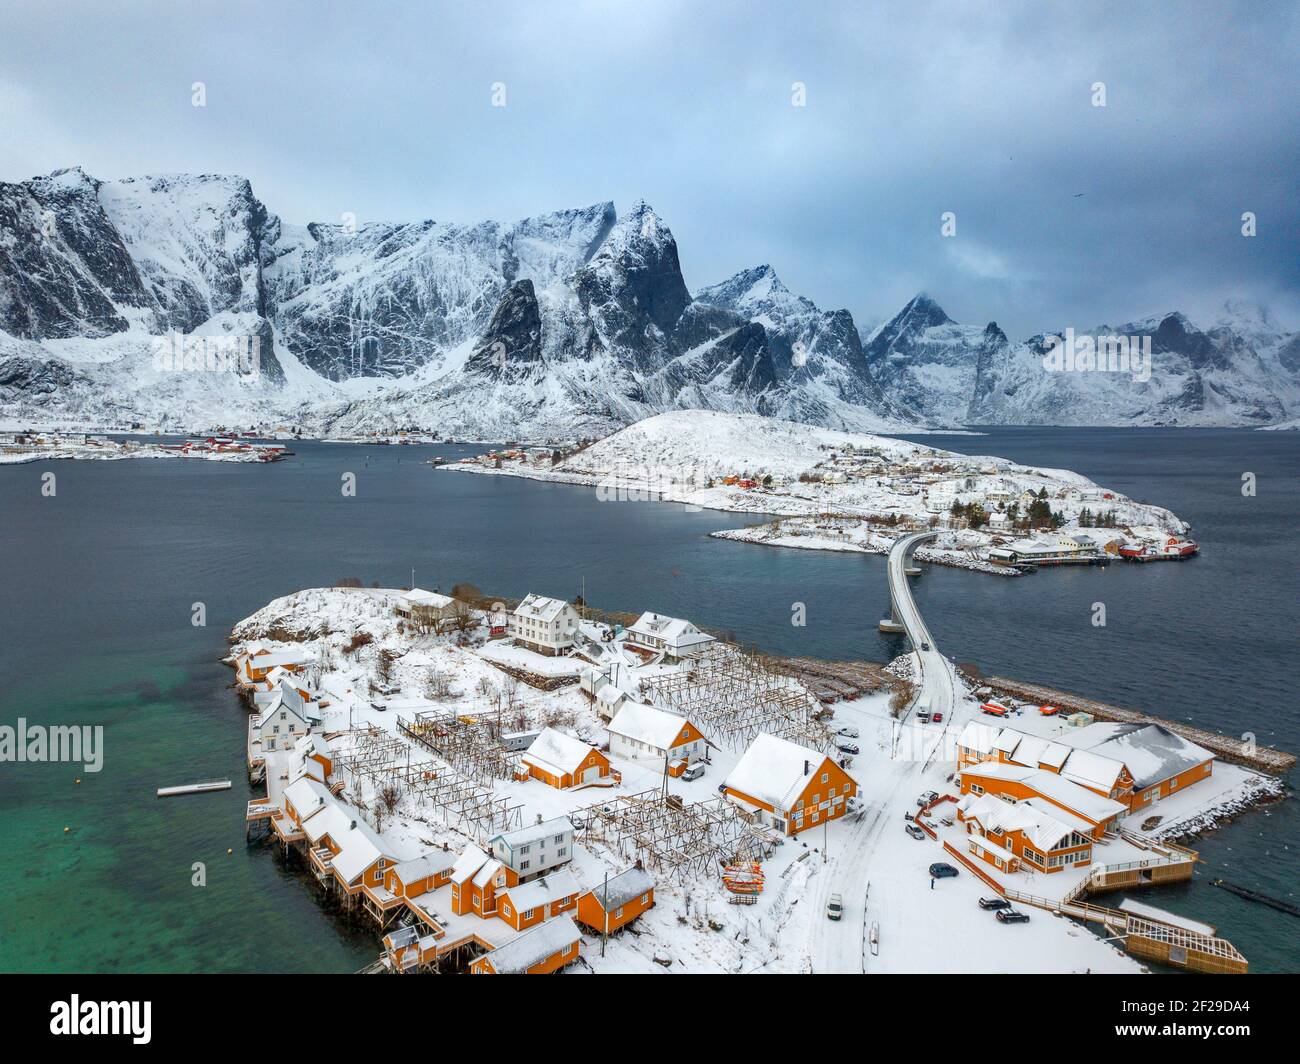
[0, 429, 1295, 972]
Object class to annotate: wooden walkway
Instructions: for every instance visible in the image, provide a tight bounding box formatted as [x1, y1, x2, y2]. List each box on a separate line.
[985, 676, 1295, 775]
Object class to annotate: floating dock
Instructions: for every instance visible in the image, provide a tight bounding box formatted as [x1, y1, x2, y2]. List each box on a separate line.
[156, 779, 232, 797]
[984, 676, 1295, 775]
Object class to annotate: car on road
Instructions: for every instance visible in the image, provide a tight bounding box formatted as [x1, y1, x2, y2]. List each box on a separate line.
[369, 700, 387, 712]
[928, 863, 959, 879]
[932, 711, 943, 723]
[905, 823, 926, 840]
[916, 710, 931, 723]
[826, 893, 843, 921]
[835, 726, 860, 738]
[978, 897, 1012, 910]
[920, 641, 931, 651]
[681, 762, 706, 781]
[996, 909, 1031, 923]
[835, 741, 860, 755]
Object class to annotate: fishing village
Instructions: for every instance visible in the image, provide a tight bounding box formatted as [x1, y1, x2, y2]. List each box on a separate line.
[221, 544, 1292, 975]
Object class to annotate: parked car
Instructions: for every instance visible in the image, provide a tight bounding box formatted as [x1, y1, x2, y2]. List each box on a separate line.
[996, 909, 1031, 924]
[978, 897, 1012, 911]
[681, 762, 706, 781]
[905, 823, 926, 840]
[917, 791, 939, 807]
[836, 726, 860, 738]
[932, 712, 943, 723]
[369, 700, 387, 712]
[374, 682, 399, 697]
[835, 741, 860, 755]
[928, 863, 959, 879]
[916, 711, 931, 724]
[826, 893, 844, 921]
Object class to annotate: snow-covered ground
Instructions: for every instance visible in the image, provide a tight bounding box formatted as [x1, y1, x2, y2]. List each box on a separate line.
[227, 585, 1277, 974]
[441, 411, 1192, 573]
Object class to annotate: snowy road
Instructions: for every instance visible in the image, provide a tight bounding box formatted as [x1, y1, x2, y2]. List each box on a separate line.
[809, 532, 959, 972]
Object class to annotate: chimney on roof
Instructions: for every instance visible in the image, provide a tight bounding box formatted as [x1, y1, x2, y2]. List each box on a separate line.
[804, 760, 810, 776]
[536, 813, 543, 825]
[350, 820, 357, 830]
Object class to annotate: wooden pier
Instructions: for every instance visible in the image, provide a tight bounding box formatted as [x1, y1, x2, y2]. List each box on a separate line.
[984, 676, 1295, 775]
[156, 778, 232, 797]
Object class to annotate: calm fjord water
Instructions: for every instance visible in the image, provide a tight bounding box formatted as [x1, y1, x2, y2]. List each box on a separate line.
[0, 427, 1296, 972]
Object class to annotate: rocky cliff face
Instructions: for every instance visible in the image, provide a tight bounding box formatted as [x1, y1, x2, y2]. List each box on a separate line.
[1, 167, 1295, 434]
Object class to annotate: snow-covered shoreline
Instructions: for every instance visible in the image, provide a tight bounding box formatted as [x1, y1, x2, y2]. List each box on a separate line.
[440, 411, 1193, 575]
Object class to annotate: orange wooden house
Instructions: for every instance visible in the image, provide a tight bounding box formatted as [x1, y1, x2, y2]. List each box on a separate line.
[575, 865, 655, 934]
[521, 727, 611, 790]
[496, 870, 581, 931]
[957, 762, 1127, 839]
[722, 732, 858, 836]
[956, 792, 1095, 874]
[469, 914, 583, 975]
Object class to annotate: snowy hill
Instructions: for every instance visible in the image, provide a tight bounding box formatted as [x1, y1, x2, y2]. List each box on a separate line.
[1, 167, 1295, 434]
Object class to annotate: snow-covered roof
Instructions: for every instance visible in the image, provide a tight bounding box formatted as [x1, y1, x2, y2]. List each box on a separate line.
[607, 703, 696, 751]
[283, 776, 332, 821]
[1077, 723, 1213, 790]
[472, 858, 505, 890]
[962, 793, 1076, 853]
[522, 728, 599, 776]
[450, 845, 490, 883]
[478, 914, 580, 974]
[513, 593, 572, 622]
[391, 849, 458, 883]
[960, 761, 1126, 824]
[626, 611, 715, 651]
[330, 813, 394, 884]
[586, 866, 654, 912]
[1060, 748, 1125, 792]
[249, 648, 317, 669]
[501, 869, 580, 912]
[957, 720, 1000, 755]
[724, 733, 838, 812]
[400, 587, 454, 608]
[491, 816, 574, 853]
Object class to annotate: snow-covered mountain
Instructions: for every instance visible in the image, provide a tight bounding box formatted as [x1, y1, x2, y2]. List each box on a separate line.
[865, 294, 1300, 427]
[0, 169, 903, 437]
[2, 167, 1295, 434]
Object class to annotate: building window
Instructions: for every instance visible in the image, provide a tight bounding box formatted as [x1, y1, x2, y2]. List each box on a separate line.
[821, 772, 829, 783]
[520, 860, 530, 870]
[524, 908, 535, 920]
[556, 848, 567, 858]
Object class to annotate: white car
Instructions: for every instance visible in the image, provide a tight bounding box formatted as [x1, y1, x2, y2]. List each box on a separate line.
[836, 726, 860, 738]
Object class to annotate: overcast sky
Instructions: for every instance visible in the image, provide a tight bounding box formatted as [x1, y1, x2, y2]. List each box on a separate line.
[2, 0, 1297, 337]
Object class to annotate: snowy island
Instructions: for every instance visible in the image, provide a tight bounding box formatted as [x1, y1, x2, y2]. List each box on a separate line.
[440, 411, 1198, 574]
[230, 582, 1281, 975]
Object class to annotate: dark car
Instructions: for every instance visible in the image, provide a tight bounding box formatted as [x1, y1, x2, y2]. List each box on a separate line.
[978, 897, 1011, 911]
[996, 909, 1031, 923]
[835, 741, 860, 755]
[905, 823, 926, 840]
[920, 641, 931, 651]
[928, 863, 959, 879]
